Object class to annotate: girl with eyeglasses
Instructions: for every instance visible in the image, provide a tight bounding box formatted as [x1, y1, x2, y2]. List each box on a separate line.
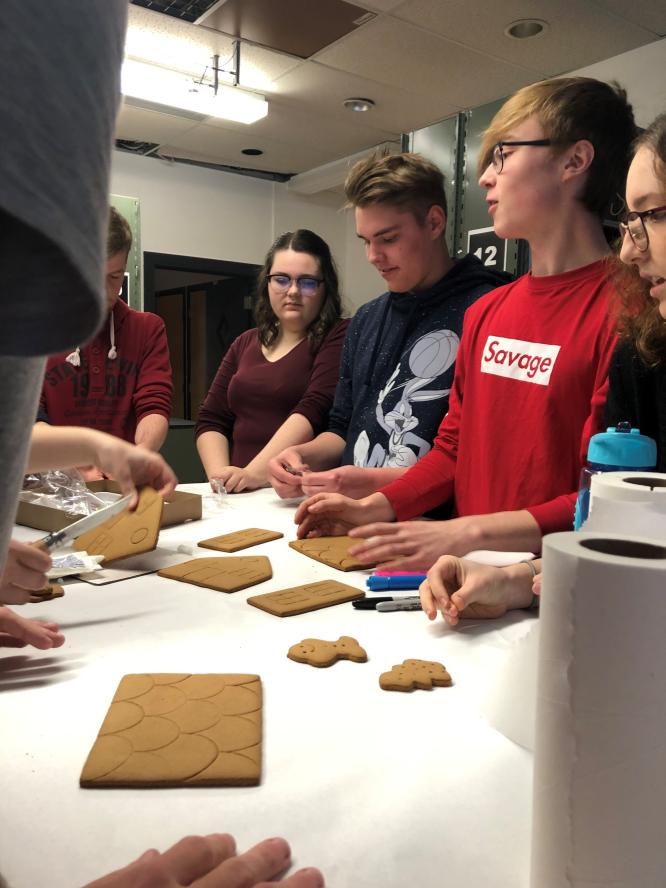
[195, 229, 348, 492]
[606, 113, 666, 469]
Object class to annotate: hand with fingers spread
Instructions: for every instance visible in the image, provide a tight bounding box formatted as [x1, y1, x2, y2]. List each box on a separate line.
[0, 539, 52, 605]
[294, 492, 393, 539]
[347, 515, 481, 571]
[419, 556, 537, 626]
[84, 834, 323, 888]
[0, 606, 65, 649]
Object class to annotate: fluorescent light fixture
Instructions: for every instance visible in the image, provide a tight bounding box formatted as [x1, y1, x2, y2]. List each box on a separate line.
[121, 59, 268, 124]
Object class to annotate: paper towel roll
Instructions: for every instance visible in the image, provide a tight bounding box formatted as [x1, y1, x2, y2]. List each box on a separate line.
[585, 471, 666, 537]
[531, 532, 666, 888]
[590, 471, 666, 504]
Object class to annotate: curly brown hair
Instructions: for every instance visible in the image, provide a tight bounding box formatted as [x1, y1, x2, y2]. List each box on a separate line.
[613, 114, 666, 366]
[254, 229, 343, 350]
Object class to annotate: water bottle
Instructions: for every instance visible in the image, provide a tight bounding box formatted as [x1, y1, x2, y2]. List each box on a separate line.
[574, 422, 657, 529]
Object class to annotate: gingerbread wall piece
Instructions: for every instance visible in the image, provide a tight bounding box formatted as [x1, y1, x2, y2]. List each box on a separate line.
[158, 556, 272, 593]
[198, 528, 283, 553]
[287, 636, 368, 668]
[379, 659, 452, 692]
[247, 580, 364, 617]
[288, 536, 376, 571]
[74, 487, 163, 564]
[80, 673, 262, 787]
[29, 582, 64, 603]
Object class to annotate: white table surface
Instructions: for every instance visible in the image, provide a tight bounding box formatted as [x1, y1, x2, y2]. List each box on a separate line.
[1, 486, 535, 888]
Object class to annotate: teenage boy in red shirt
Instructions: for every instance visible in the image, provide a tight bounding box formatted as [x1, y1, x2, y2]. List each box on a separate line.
[295, 76, 636, 570]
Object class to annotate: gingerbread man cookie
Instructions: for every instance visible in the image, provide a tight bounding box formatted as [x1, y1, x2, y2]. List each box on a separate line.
[287, 636, 368, 668]
[379, 659, 452, 692]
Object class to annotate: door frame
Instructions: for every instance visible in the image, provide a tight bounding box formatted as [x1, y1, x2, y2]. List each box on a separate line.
[143, 252, 261, 314]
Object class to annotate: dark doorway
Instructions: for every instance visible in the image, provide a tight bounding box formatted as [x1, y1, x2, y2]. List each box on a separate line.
[144, 252, 261, 421]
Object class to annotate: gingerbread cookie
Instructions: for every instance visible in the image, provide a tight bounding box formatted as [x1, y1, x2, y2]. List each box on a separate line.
[287, 636, 368, 668]
[379, 659, 452, 692]
[198, 528, 283, 553]
[29, 582, 65, 603]
[74, 487, 163, 564]
[247, 579, 364, 617]
[288, 536, 376, 571]
[158, 556, 272, 593]
[80, 673, 262, 787]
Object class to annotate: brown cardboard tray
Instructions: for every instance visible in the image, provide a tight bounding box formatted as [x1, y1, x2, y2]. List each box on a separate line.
[15, 480, 201, 533]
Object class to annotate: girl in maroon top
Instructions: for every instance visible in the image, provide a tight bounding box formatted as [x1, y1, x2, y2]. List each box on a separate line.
[195, 229, 348, 492]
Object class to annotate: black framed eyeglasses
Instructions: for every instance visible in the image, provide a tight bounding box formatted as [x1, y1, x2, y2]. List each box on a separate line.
[267, 274, 323, 295]
[619, 204, 666, 252]
[491, 139, 554, 173]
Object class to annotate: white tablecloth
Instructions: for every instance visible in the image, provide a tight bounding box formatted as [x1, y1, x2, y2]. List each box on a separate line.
[1, 486, 534, 887]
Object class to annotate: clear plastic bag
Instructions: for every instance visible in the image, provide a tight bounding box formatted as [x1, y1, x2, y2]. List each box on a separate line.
[20, 468, 109, 518]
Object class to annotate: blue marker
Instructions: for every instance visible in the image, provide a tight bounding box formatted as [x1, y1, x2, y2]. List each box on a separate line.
[366, 574, 427, 591]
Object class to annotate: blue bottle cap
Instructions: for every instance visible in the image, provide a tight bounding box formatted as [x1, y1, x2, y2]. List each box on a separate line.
[587, 423, 657, 469]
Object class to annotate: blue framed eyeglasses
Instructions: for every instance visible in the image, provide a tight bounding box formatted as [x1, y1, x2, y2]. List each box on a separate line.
[267, 274, 323, 295]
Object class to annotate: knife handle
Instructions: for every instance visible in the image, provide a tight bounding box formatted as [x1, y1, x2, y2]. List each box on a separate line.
[32, 531, 64, 552]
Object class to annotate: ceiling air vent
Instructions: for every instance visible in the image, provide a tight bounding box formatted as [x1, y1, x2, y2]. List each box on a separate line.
[129, 0, 221, 24]
[115, 139, 161, 155]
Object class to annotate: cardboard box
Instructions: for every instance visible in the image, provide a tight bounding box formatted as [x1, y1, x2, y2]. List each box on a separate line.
[15, 481, 201, 533]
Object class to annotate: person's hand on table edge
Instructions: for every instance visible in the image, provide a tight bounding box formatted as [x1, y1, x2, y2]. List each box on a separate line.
[0, 539, 52, 605]
[0, 606, 65, 649]
[83, 834, 324, 888]
[419, 555, 535, 626]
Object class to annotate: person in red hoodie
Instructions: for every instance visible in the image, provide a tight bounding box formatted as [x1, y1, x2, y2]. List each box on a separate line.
[295, 76, 636, 570]
[39, 206, 173, 473]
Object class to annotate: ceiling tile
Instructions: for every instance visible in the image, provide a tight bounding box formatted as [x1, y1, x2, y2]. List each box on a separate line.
[315, 17, 543, 107]
[164, 123, 333, 173]
[391, 0, 660, 75]
[272, 59, 461, 133]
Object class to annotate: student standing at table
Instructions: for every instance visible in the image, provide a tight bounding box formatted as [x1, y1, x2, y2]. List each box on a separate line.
[195, 229, 348, 493]
[420, 113, 666, 626]
[39, 206, 174, 468]
[269, 152, 510, 500]
[295, 76, 636, 571]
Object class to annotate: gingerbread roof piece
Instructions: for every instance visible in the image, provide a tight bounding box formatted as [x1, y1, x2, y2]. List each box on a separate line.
[80, 673, 261, 787]
[158, 556, 272, 593]
[198, 528, 283, 553]
[248, 579, 364, 617]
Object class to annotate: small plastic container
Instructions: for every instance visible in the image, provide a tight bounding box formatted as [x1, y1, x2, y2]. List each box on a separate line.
[573, 422, 657, 529]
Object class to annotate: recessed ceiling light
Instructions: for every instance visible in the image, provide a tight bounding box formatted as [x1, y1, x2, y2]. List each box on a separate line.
[504, 19, 548, 39]
[241, 148, 263, 156]
[343, 97, 375, 112]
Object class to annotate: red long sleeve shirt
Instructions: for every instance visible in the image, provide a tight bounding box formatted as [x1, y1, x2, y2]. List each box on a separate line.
[195, 320, 348, 466]
[40, 299, 173, 443]
[380, 260, 617, 535]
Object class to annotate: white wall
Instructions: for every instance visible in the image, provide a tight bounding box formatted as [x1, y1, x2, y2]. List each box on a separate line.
[110, 150, 382, 314]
